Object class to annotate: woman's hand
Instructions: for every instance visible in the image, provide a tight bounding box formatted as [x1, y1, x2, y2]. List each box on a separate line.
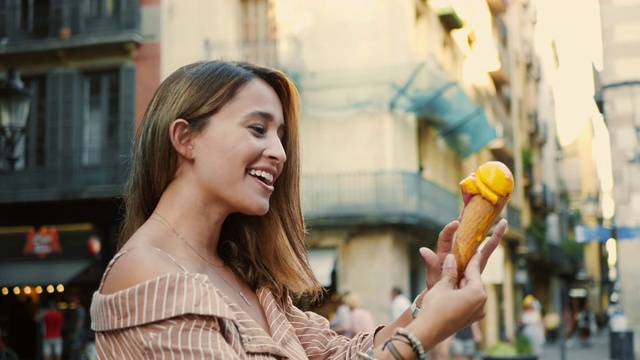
[420, 219, 508, 291]
[410, 252, 488, 349]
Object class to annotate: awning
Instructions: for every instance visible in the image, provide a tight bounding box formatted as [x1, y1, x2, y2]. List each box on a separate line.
[391, 62, 497, 158]
[307, 248, 336, 287]
[0, 259, 93, 287]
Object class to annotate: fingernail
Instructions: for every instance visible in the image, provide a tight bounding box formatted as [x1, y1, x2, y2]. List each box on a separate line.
[444, 254, 454, 268]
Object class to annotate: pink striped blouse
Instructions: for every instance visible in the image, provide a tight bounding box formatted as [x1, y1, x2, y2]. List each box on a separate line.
[90, 250, 377, 359]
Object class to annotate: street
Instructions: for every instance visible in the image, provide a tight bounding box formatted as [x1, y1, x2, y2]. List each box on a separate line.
[542, 329, 611, 360]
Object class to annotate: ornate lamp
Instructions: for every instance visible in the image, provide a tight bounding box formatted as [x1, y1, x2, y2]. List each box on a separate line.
[0, 68, 31, 171]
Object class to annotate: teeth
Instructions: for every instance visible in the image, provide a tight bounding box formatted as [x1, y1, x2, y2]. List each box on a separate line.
[249, 169, 274, 185]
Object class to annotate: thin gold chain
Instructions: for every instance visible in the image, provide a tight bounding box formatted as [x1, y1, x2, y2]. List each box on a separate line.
[150, 212, 251, 306]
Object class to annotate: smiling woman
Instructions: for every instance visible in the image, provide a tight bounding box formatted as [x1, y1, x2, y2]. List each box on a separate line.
[89, 59, 506, 359]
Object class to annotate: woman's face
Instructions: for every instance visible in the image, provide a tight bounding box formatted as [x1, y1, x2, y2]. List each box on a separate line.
[188, 78, 287, 216]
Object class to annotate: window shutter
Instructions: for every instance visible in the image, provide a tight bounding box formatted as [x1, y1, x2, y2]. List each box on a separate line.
[24, 78, 43, 169]
[46, 70, 82, 185]
[117, 63, 136, 181]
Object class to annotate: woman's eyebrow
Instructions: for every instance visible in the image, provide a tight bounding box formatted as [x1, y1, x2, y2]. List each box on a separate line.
[246, 110, 275, 122]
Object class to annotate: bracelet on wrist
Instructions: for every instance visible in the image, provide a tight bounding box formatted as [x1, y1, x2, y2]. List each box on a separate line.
[410, 296, 420, 319]
[394, 327, 427, 360]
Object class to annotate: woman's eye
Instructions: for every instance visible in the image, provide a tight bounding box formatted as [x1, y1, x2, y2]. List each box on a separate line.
[250, 126, 266, 135]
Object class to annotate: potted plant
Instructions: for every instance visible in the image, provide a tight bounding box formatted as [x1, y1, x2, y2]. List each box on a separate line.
[481, 334, 538, 360]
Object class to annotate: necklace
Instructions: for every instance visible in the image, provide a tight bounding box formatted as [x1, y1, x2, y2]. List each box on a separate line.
[151, 212, 251, 306]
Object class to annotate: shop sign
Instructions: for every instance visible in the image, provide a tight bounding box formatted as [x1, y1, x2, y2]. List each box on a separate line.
[23, 226, 63, 258]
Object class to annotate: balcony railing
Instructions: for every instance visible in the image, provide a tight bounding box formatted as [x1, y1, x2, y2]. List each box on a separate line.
[0, 0, 140, 52]
[301, 171, 524, 234]
[301, 172, 459, 230]
[530, 182, 555, 212]
[0, 147, 128, 203]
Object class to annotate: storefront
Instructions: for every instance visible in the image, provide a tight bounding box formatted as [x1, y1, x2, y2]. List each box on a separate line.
[0, 220, 111, 359]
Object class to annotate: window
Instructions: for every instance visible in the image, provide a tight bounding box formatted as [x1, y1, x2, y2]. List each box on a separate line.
[82, 71, 119, 166]
[87, 0, 117, 20]
[20, 0, 51, 38]
[240, 0, 278, 66]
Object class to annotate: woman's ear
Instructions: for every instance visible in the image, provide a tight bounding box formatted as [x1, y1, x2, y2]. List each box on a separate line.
[169, 119, 195, 160]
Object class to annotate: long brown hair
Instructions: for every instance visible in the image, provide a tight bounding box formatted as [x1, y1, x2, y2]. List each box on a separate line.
[120, 60, 321, 300]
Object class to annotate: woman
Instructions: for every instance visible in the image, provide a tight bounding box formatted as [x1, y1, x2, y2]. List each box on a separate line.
[342, 292, 376, 335]
[90, 60, 507, 359]
[331, 292, 355, 337]
[520, 295, 545, 355]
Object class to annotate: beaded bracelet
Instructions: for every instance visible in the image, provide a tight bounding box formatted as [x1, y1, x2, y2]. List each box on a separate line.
[390, 335, 412, 348]
[394, 327, 427, 360]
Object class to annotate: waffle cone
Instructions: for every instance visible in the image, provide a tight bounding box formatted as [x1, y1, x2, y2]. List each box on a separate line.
[452, 194, 509, 275]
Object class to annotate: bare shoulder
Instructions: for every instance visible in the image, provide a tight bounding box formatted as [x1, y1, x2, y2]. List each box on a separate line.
[100, 245, 184, 295]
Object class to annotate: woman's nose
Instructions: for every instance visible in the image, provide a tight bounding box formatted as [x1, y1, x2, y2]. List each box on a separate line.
[265, 136, 287, 163]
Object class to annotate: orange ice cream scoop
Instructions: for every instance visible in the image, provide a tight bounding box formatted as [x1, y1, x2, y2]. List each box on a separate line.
[453, 161, 514, 275]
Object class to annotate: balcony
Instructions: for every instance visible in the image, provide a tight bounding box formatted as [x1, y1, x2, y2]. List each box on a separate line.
[0, 0, 141, 62]
[488, 95, 514, 161]
[530, 182, 555, 214]
[301, 172, 459, 231]
[0, 147, 128, 204]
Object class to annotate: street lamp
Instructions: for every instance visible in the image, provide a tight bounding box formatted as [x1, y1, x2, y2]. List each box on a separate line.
[0, 68, 31, 172]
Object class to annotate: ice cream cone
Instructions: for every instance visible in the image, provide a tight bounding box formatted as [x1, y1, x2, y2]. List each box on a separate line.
[453, 194, 509, 275]
[452, 161, 513, 275]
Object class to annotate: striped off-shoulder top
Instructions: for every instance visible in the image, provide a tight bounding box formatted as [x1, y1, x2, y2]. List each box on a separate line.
[90, 248, 377, 359]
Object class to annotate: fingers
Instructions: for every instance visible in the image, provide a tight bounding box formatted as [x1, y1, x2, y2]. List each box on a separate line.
[462, 252, 488, 322]
[421, 247, 440, 290]
[437, 220, 459, 255]
[463, 251, 484, 290]
[439, 254, 459, 287]
[420, 247, 438, 269]
[479, 219, 508, 272]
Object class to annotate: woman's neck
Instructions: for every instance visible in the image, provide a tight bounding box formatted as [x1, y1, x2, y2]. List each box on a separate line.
[154, 185, 227, 258]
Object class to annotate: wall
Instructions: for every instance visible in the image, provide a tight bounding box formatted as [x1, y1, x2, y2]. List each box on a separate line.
[161, 0, 240, 78]
[341, 229, 410, 324]
[599, 0, 640, 355]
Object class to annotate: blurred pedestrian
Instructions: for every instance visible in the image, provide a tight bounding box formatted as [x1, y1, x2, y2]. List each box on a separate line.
[342, 292, 377, 334]
[577, 304, 595, 347]
[543, 308, 560, 343]
[451, 322, 482, 360]
[69, 295, 87, 360]
[520, 295, 545, 355]
[36, 300, 64, 360]
[430, 336, 453, 360]
[330, 291, 354, 337]
[562, 305, 576, 346]
[0, 325, 7, 360]
[390, 286, 412, 321]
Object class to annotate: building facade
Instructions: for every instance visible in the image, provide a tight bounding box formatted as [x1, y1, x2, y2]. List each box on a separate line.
[598, 0, 640, 355]
[0, 0, 154, 358]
